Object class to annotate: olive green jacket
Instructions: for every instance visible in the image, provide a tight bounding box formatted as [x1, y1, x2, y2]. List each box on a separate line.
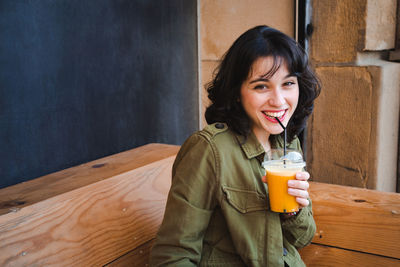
[150, 123, 316, 266]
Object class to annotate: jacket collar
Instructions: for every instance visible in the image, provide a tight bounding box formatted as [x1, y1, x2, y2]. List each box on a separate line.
[235, 131, 265, 159]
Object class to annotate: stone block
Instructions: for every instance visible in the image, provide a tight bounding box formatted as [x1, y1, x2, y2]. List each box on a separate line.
[307, 64, 400, 192]
[307, 66, 375, 188]
[365, 0, 397, 51]
[200, 0, 294, 61]
[311, 0, 366, 63]
[311, 0, 397, 63]
[373, 62, 400, 191]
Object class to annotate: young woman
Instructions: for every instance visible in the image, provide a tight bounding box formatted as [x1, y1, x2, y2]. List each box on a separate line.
[151, 25, 321, 267]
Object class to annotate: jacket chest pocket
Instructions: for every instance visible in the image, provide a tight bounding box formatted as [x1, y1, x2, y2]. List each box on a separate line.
[222, 185, 269, 213]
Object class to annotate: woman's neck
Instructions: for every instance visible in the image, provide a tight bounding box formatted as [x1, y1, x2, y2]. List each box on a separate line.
[252, 127, 271, 152]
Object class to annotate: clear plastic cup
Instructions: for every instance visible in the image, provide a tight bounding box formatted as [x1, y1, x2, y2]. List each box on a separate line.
[262, 149, 305, 213]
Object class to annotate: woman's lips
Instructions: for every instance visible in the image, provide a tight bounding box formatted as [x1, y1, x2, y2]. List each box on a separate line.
[262, 109, 287, 123]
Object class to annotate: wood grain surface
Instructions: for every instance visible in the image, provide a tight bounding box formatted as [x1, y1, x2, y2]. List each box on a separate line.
[1, 143, 400, 266]
[300, 243, 400, 267]
[105, 239, 155, 266]
[0, 152, 175, 266]
[307, 182, 400, 259]
[0, 143, 179, 216]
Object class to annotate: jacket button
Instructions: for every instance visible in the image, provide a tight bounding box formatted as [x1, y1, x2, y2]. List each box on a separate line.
[215, 123, 224, 129]
[283, 247, 288, 256]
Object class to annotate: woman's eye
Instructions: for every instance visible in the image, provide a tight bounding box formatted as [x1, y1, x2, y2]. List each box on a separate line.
[254, 84, 267, 90]
[283, 81, 296, 87]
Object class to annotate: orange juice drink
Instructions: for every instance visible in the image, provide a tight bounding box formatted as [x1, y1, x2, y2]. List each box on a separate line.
[263, 157, 305, 213]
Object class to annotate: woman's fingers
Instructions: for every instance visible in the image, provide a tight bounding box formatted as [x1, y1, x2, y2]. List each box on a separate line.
[288, 179, 309, 190]
[263, 171, 311, 207]
[289, 186, 310, 207]
[289, 171, 311, 207]
[288, 188, 309, 199]
[295, 171, 310, 181]
[296, 197, 309, 207]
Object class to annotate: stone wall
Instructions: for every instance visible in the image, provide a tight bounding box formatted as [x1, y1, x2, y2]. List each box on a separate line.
[307, 0, 400, 192]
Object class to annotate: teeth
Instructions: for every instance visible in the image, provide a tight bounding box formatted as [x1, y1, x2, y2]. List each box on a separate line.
[263, 111, 285, 118]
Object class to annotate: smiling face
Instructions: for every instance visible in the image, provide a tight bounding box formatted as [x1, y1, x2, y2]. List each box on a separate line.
[240, 56, 299, 146]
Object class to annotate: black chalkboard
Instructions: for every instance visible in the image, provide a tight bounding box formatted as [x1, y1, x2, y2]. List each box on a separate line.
[0, 0, 198, 188]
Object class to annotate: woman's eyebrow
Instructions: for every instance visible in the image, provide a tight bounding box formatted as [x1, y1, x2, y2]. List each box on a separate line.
[249, 74, 297, 84]
[249, 77, 268, 84]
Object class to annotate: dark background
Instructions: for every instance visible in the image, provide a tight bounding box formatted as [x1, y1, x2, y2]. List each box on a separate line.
[0, 0, 199, 189]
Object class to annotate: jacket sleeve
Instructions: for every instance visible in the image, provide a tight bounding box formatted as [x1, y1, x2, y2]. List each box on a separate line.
[150, 134, 218, 266]
[281, 200, 316, 248]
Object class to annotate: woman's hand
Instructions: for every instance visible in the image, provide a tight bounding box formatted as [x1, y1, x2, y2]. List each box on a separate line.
[288, 171, 310, 208]
[261, 171, 311, 208]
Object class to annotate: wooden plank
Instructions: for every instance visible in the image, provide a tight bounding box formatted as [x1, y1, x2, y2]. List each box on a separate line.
[299, 243, 400, 267]
[0, 143, 179, 216]
[308, 182, 400, 259]
[0, 155, 175, 267]
[105, 239, 155, 267]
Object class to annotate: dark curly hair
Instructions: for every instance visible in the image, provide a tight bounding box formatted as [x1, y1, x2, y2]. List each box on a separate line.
[205, 25, 321, 144]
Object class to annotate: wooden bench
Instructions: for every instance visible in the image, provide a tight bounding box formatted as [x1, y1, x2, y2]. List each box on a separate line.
[299, 182, 400, 266]
[0, 144, 179, 266]
[0, 143, 399, 266]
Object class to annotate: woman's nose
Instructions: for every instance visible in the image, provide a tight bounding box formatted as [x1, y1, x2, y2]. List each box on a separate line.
[268, 89, 285, 106]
